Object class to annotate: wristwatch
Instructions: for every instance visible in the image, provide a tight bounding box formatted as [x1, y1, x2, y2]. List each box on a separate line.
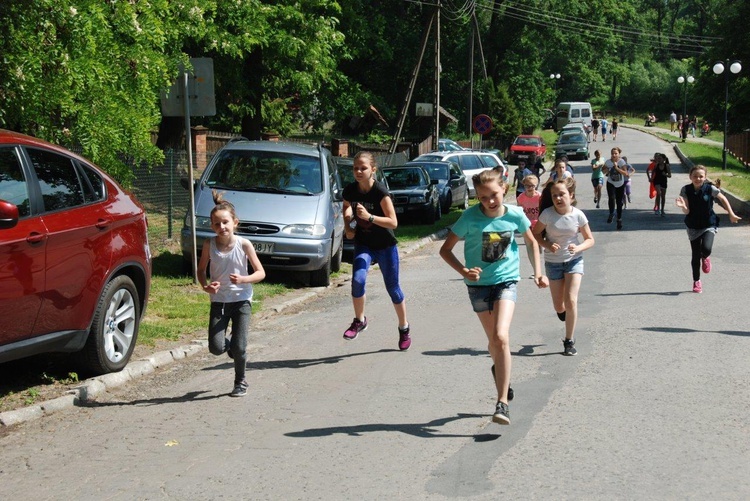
[368, 215, 374, 223]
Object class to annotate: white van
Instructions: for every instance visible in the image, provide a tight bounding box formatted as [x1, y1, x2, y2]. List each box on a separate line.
[555, 102, 592, 131]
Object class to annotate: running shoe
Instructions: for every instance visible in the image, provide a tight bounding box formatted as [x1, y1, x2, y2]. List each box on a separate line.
[230, 380, 248, 397]
[343, 317, 367, 340]
[693, 280, 703, 293]
[557, 311, 566, 322]
[607, 214, 614, 224]
[491, 364, 514, 401]
[398, 325, 411, 351]
[617, 219, 623, 230]
[563, 339, 577, 356]
[702, 256, 711, 274]
[492, 402, 511, 425]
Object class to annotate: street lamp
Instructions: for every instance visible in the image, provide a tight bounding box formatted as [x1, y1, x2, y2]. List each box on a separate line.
[712, 60, 742, 170]
[550, 73, 561, 104]
[677, 75, 694, 119]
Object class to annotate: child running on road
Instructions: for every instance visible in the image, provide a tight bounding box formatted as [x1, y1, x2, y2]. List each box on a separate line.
[342, 151, 411, 350]
[440, 168, 548, 425]
[675, 165, 741, 293]
[590, 149, 605, 208]
[516, 175, 542, 229]
[533, 177, 595, 356]
[198, 190, 266, 397]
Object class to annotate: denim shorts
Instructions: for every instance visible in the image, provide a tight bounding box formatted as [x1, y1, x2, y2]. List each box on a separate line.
[545, 256, 584, 280]
[591, 177, 604, 188]
[467, 281, 518, 313]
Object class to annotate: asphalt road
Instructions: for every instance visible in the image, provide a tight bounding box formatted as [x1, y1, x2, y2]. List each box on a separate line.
[1, 127, 749, 500]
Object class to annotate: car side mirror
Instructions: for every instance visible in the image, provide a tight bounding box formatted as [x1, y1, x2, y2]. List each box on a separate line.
[332, 187, 343, 202]
[0, 200, 20, 229]
[450, 173, 460, 180]
[430, 179, 439, 185]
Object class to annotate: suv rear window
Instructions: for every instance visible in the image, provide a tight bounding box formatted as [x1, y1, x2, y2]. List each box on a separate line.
[206, 150, 323, 194]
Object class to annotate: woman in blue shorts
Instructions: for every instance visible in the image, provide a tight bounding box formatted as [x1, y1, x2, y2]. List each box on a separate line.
[533, 177, 595, 356]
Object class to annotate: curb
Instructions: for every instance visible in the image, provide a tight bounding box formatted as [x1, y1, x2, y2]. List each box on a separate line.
[0, 229, 450, 429]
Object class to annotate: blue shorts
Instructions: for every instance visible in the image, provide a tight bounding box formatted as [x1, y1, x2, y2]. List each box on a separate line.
[591, 177, 604, 188]
[467, 282, 517, 313]
[545, 256, 584, 280]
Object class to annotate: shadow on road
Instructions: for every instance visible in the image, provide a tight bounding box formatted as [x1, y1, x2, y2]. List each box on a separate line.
[422, 345, 558, 358]
[204, 348, 399, 372]
[79, 390, 223, 407]
[642, 326, 750, 337]
[284, 412, 499, 441]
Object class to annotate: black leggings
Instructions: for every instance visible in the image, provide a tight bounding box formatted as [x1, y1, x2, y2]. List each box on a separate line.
[690, 231, 715, 281]
[606, 182, 625, 220]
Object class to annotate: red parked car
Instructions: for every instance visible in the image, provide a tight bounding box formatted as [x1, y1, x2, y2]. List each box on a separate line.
[507, 135, 547, 165]
[0, 129, 151, 374]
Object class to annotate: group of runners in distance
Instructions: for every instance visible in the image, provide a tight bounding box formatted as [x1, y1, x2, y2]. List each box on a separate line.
[194, 145, 740, 427]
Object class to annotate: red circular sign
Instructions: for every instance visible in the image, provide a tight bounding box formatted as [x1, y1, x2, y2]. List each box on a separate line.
[473, 114, 493, 135]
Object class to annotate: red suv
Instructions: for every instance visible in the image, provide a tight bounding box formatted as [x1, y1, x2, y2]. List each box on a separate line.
[0, 130, 151, 374]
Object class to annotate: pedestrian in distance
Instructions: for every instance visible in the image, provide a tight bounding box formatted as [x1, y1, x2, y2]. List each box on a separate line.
[602, 147, 628, 230]
[516, 174, 542, 229]
[648, 153, 671, 216]
[531, 156, 546, 182]
[533, 177, 595, 356]
[669, 111, 677, 132]
[590, 149, 605, 208]
[681, 116, 690, 142]
[440, 168, 547, 425]
[611, 118, 619, 140]
[197, 190, 266, 397]
[512, 160, 533, 200]
[591, 116, 600, 141]
[675, 165, 741, 293]
[600, 116, 608, 142]
[342, 151, 411, 350]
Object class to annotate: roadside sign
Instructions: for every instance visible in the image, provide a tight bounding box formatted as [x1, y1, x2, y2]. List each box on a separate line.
[473, 114, 493, 135]
[160, 58, 216, 117]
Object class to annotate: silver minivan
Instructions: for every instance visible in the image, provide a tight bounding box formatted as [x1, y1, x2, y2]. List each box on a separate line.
[181, 140, 345, 286]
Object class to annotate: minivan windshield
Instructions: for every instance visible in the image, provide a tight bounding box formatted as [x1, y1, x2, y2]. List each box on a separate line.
[205, 150, 322, 195]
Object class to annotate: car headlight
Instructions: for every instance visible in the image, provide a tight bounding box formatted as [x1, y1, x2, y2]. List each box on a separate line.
[409, 193, 427, 203]
[185, 215, 212, 230]
[281, 224, 327, 237]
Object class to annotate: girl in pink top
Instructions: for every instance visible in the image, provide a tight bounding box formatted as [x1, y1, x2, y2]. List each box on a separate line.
[516, 174, 542, 228]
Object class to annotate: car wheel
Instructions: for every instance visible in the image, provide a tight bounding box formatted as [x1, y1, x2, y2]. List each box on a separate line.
[461, 190, 469, 210]
[81, 275, 140, 375]
[442, 195, 451, 214]
[331, 236, 343, 273]
[309, 248, 332, 287]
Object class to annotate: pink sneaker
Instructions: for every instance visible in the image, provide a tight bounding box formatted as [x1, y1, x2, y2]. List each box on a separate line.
[343, 317, 367, 340]
[398, 325, 411, 351]
[702, 256, 711, 274]
[692, 280, 702, 293]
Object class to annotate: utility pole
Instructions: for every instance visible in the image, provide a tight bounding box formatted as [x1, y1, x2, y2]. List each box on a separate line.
[432, 0, 441, 151]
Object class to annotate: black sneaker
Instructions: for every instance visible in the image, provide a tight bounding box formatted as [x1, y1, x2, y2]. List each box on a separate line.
[607, 214, 614, 224]
[492, 401, 511, 425]
[557, 311, 566, 322]
[617, 219, 623, 230]
[230, 380, 248, 397]
[491, 364, 513, 401]
[563, 339, 577, 356]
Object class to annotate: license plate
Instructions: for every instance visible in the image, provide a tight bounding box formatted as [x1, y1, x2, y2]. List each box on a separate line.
[395, 207, 404, 214]
[253, 242, 274, 254]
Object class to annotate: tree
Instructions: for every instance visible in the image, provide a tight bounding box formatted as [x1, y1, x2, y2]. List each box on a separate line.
[0, 0, 197, 184]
